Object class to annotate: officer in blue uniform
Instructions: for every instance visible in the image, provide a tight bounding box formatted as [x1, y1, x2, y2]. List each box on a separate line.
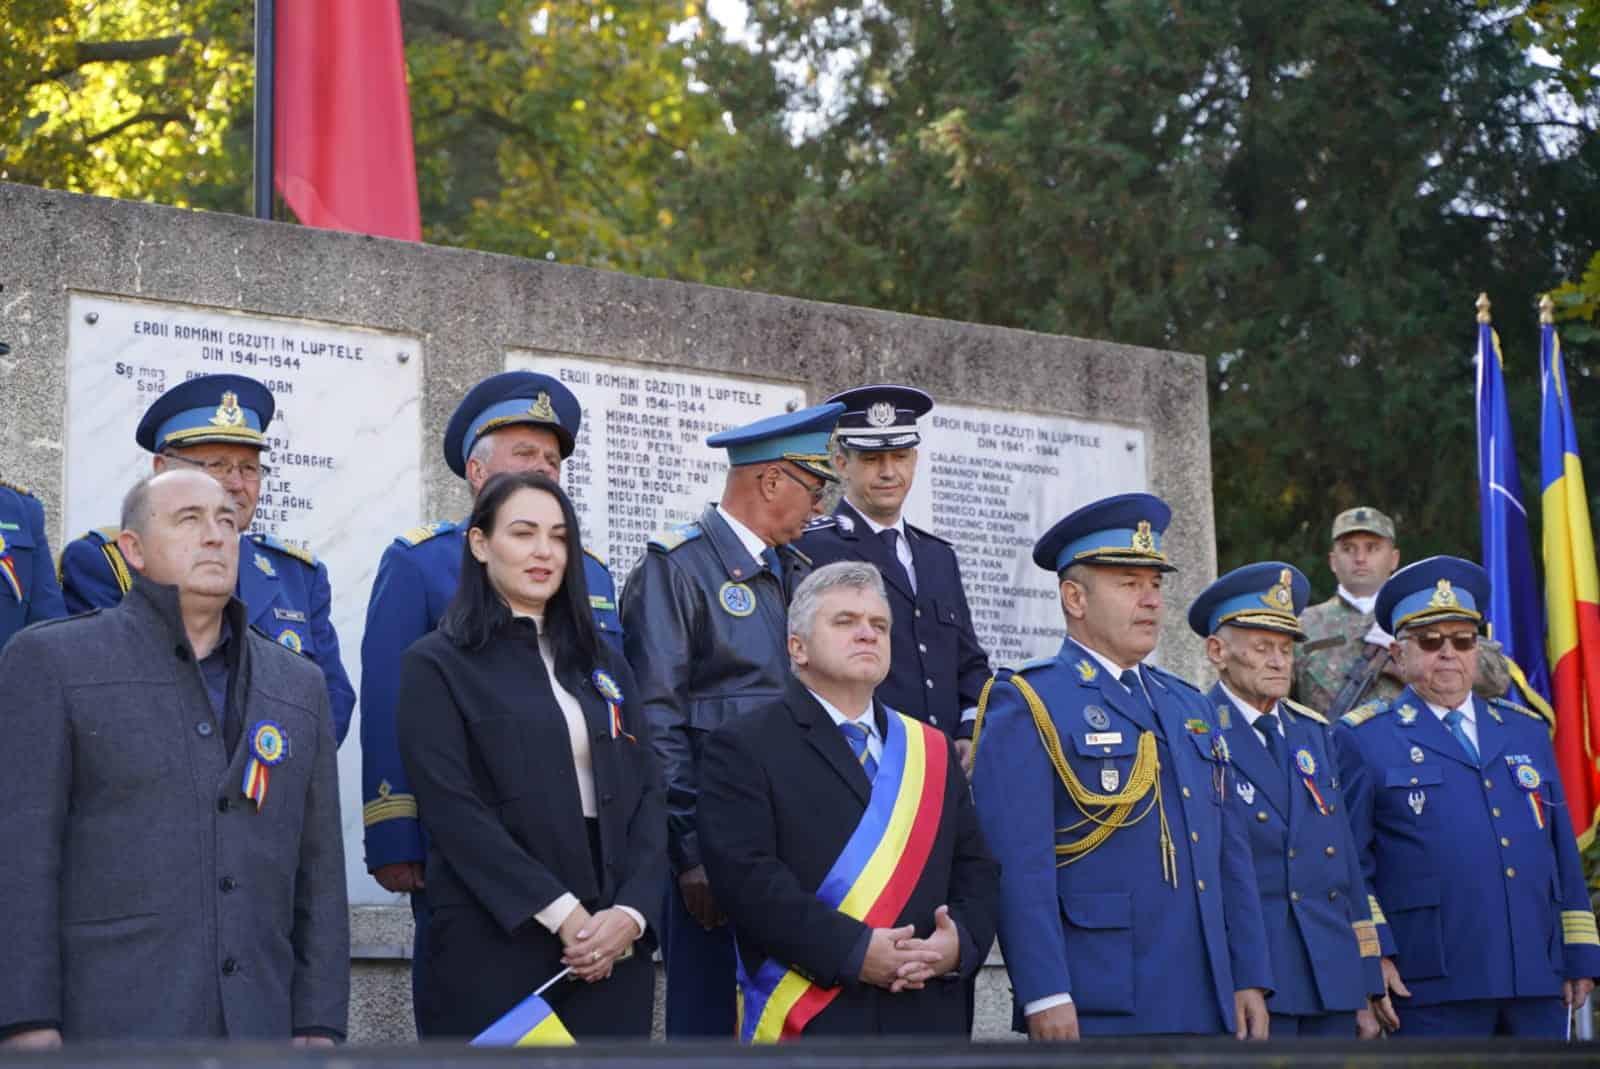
[621, 401, 844, 1037]
[1337, 556, 1600, 1037]
[797, 385, 990, 744]
[970, 493, 1272, 1040]
[57, 375, 355, 741]
[1189, 561, 1387, 1037]
[358, 371, 623, 1021]
[0, 477, 66, 649]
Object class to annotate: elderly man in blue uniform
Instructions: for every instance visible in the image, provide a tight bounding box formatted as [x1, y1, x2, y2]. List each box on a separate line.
[621, 400, 844, 1037]
[0, 477, 66, 649]
[970, 493, 1272, 1040]
[1190, 561, 1388, 1037]
[358, 371, 623, 1017]
[797, 385, 990, 750]
[58, 375, 355, 741]
[1337, 556, 1599, 1037]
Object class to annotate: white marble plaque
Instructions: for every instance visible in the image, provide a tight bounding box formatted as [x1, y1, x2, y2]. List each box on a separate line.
[64, 293, 423, 905]
[903, 404, 1148, 665]
[507, 351, 808, 581]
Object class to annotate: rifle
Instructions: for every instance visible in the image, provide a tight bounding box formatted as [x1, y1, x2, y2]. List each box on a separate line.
[1327, 642, 1390, 720]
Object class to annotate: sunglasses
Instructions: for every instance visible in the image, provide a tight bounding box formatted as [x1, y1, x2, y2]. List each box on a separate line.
[1408, 632, 1479, 653]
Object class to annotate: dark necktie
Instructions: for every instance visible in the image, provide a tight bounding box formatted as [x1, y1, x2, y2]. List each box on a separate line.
[761, 546, 782, 577]
[839, 720, 878, 780]
[1444, 708, 1480, 765]
[878, 528, 916, 593]
[1119, 668, 1147, 707]
[1255, 711, 1284, 769]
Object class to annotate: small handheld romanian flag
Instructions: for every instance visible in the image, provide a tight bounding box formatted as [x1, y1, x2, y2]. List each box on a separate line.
[471, 987, 575, 1047]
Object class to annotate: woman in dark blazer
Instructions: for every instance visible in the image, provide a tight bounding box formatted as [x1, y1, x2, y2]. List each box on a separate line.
[397, 471, 664, 1039]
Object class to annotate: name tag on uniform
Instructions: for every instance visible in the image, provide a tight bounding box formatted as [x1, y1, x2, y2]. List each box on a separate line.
[273, 608, 308, 622]
[1085, 732, 1123, 746]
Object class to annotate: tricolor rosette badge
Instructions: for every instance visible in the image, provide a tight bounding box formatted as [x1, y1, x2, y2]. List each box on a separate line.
[242, 720, 287, 810]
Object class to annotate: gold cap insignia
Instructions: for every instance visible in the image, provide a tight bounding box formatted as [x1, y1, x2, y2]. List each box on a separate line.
[527, 391, 557, 423]
[867, 401, 897, 427]
[1131, 520, 1155, 554]
[1428, 578, 1457, 609]
[209, 391, 246, 428]
[1260, 568, 1295, 611]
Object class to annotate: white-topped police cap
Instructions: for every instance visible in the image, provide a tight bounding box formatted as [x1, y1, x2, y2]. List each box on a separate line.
[444, 371, 583, 478]
[705, 401, 846, 483]
[828, 384, 934, 451]
[1032, 492, 1176, 574]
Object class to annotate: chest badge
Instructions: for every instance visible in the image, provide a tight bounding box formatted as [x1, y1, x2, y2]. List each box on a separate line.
[719, 581, 756, 617]
[836, 514, 855, 534]
[1084, 705, 1110, 731]
[1101, 766, 1120, 792]
[242, 720, 287, 811]
[1294, 749, 1317, 777]
[593, 669, 635, 743]
[1515, 764, 1545, 827]
[277, 629, 303, 654]
[1408, 790, 1426, 816]
[1410, 745, 1425, 764]
[1075, 659, 1098, 683]
[254, 552, 276, 578]
[1236, 778, 1256, 805]
[1397, 704, 1419, 726]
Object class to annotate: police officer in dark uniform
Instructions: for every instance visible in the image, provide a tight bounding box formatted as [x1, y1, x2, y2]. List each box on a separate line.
[621, 401, 844, 1037]
[797, 385, 989, 749]
[57, 375, 355, 740]
[0, 477, 66, 649]
[1337, 556, 1599, 1037]
[358, 371, 623, 1024]
[1189, 561, 1388, 1037]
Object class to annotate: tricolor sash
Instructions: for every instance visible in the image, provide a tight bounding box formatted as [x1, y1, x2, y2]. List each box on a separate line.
[736, 708, 949, 1043]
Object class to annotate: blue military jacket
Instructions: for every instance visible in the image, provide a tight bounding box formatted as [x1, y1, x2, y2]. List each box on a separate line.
[0, 480, 66, 649]
[58, 527, 355, 743]
[1338, 688, 1600, 1004]
[359, 520, 622, 872]
[620, 504, 813, 875]
[1211, 684, 1384, 1016]
[971, 638, 1273, 1035]
[796, 500, 990, 734]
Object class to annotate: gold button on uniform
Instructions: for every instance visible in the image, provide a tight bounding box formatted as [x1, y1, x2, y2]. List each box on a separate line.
[1256, 811, 1268, 822]
[1410, 777, 1419, 785]
[1325, 846, 1337, 857]
[1190, 831, 1199, 843]
[1197, 880, 1206, 891]
[1492, 807, 1502, 817]
[1287, 848, 1297, 859]
[1328, 889, 1340, 901]
[1506, 868, 1516, 878]
[1501, 837, 1511, 847]
[1182, 787, 1191, 798]
[1290, 891, 1301, 902]
[1484, 779, 1494, 790]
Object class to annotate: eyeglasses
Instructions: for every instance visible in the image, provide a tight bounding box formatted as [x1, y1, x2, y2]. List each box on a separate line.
[163, 452, 273, 483]
[1408, 632, 1479, 653]
[778, 464, 827, 504]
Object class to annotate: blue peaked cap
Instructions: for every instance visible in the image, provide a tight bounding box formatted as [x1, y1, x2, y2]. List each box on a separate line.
[706, 402, 845, 482]
[1187, 561, 1309, 639]
[445, 371, 582, 478]
[135, 373, 274, 452]
[1374, 555, 1488, 635]
[1032, 492, 1176, 573]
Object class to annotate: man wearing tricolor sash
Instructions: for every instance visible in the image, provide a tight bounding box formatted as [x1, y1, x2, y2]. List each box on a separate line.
[971, 493, 1273, 1039]
[699, 561, 999, 1039]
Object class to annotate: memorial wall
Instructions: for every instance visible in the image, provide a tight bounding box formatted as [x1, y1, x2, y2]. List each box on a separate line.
[1, 182, 1213, 1033]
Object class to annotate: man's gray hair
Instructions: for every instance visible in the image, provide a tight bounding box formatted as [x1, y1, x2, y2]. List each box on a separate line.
[467, 433, 497, 468]
[120, 474, 160, 534]
[788, 560, 890, 641]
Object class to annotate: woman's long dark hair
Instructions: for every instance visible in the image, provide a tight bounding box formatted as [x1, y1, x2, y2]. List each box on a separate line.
[439, 471, 598, 668]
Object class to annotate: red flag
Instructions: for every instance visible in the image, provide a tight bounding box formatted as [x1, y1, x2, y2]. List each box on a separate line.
[274, 1, 421, 241]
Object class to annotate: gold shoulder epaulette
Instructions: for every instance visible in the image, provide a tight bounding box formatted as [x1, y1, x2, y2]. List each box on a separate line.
[1341, 701, 1383, 728]
[399, 522, 451, 547]
[1283, 697, 1329, 725]
[252, 532, 316, 567]
[584, 546, 608, 567]
[0, 477, 31, 496]
[649, 523, 702, 552]
[93, 526, 122, 543]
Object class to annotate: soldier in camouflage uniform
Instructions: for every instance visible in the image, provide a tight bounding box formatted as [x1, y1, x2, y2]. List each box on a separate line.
[1294, 507, 1508, 717]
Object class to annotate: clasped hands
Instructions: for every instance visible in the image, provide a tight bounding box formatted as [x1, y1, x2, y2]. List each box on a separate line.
[859, 905, 961, 992]
[558, 905, 641, 983]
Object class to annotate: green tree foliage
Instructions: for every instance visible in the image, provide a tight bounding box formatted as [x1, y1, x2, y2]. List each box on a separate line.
[0, 0, 716, 268]
[662, 0, 1600, 589]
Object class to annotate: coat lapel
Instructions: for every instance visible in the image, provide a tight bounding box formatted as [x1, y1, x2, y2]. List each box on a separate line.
[1210, 685, 1289, 818]
[790, 680, 872, 806]
[1473, 694, 1508, 765]
[1392, 688, 1478, 767]
[839, 501, 913, 600]
[234, 535, 282, 630]
[1062, 638, 1155, 733]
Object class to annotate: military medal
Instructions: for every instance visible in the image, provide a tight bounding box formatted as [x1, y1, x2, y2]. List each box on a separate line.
[718, 581, 756, 617]
[0, 533, 21, 603]
[1084, 705, 1111, 731]
[1408, 790, 1426, 816]
[1515, 763, 1544, 828]
[1236, 778, 1256, 805]
[1211, 734, 1230, 800]
[592, 669, 634, 743]
[1101, 764, 1120, 792]
[1185, 718, 1210, 735]
[1295, 748, 1329, 815]
[242, 720, 287, 811]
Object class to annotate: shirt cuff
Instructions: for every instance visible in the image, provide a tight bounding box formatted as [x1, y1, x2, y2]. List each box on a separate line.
[840, 926, 871, 989]
[617, 904, 647, 938]
[535, 892, 581, 935]
[960, 705, 979, 723]
[1024, 993, 1074, 1015]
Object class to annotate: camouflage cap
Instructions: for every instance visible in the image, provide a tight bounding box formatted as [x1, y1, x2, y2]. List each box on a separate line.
[1331, 506, 1395, 543]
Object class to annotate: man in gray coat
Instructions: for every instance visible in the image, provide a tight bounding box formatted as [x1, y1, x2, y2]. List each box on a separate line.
[0, 469, 348, 1047]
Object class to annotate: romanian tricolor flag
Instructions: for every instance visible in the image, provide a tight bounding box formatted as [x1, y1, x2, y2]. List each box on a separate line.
[1474, 294, 1554, 718]
[470, 987, 575, 1047]
[1540, 297, 1600, 846]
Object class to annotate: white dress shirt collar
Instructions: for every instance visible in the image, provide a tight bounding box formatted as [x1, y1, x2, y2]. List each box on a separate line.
[1338, 585, 1378, 615]
[717, 504, 770, 568]
[809, 688, 882, 760]
[1218, 680, 1284, 744]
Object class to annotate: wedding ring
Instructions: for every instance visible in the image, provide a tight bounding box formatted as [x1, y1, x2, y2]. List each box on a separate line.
[591, 950, 601, 963]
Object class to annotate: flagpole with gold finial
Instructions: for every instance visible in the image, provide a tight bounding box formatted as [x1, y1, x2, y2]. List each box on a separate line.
[1541, 293, 1555, 325]
[1478, 291, 1492, 324]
